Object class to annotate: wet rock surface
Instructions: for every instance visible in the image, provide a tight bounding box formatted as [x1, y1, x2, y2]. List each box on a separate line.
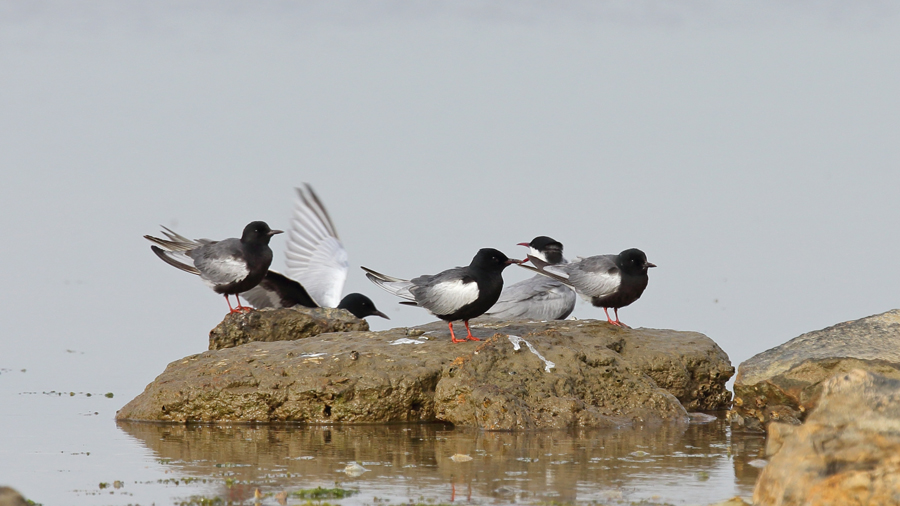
[729, 309, 900, 432]
[208, 306, 369, 350]
[753, 369, 900, 506]
[118, 315, 733, 429]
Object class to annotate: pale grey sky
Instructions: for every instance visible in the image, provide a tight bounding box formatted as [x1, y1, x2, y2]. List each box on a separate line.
[1, 0, 898, 395]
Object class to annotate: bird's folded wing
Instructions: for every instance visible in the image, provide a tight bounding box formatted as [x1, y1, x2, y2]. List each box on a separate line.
[191, 240, 250, 285]
[283, 184, 349, 308]
[241, 280, 284, 309]
[565, 255, 622, 298]
[487, 275, 575, 320]
[410, 275, 479, 316]
[242, 271, 320, 309]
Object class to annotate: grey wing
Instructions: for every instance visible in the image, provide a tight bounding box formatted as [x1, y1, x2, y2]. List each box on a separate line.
[190, 239, 250, 288]
[144, 226, 212, 274]
[361, 266, 416, 302]
[284, 184, 348, 308]
[241, 282, 283, 309]
[563, 255, 622, 298]
[409, 268, 479, 316]
[486, 275, 576, 320]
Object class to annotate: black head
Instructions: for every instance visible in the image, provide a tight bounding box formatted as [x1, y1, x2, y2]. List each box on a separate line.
[617, 248, 656, 275]
[338, 293, 390, 320]
[470, 248, 519, 272]
[523, 236, 564, 265]
[240, 221, 283, 245]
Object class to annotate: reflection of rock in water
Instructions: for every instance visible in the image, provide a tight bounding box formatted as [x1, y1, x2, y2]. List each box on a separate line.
[730, 430, 767, 489]
[117, 417, 749, 503]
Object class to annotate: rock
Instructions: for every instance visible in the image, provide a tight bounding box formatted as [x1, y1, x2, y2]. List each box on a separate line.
[707, 498, 752, 506]
[0, 487, 28, 506]
[433, 331, 688, 429]
[729, 309, 900, 432]
[753, 369, 900, 506]
[208, 306, 369, 350]
[117, 318, 733, 429]
[615, 328, 733, 410]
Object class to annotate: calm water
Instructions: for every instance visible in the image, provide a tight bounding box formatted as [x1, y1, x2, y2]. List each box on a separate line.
[1, 373, 764, 506]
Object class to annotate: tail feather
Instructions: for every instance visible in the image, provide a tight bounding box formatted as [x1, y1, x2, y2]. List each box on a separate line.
[361, 266, 416, 302]
[150, 245, 200, 275]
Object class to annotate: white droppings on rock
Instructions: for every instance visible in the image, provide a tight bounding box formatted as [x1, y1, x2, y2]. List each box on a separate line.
[389, 338, 427, 346]
[508, 335, 555, 372]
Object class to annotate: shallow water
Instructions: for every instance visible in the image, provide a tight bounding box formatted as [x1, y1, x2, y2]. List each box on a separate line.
[114, 418, 766, 505]
[1, 372, 766, 506]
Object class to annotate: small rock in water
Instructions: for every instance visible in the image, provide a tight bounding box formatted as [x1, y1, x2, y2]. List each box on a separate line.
[343, 462, 369, 477]
[747, 459, 768, 468]
[450, 454, 473, 462]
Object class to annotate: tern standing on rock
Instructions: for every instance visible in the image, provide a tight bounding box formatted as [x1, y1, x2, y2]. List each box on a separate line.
[362, 248, 522, 343]
[240, 184, 389, 320]
[486, 236, 576, 321]
[144, 221, 283, 314]
[521, 248, 655, 327]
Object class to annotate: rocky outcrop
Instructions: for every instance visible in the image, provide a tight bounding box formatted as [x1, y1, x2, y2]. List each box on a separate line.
[208, 306, 369, 350]
[118, 313, 733, 430]
[753, 369, 900, 506]
[0, 488, 28, 506]
[729, 309, 900, 432]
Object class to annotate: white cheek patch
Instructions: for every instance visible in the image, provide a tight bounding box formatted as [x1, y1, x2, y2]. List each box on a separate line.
[529, 247, 548, 263]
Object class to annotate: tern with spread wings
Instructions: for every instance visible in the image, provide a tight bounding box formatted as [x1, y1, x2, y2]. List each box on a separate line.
[241, 184, 388, 320]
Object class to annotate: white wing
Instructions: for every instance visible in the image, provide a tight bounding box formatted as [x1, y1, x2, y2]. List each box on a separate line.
[414, 279, 479, 316]
[564, 255, 622, 299]
[283, 184, 348, 308]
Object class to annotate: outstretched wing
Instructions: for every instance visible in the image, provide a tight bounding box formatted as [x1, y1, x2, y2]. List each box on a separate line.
[283, 184, 348, 308]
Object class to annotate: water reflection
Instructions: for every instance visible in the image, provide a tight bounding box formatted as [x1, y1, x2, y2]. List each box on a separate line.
[118, 416, 762, 505]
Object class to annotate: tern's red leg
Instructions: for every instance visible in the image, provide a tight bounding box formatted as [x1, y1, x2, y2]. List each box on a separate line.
[464, 320, 481, 341]
[225, 295, 241, 314]
[449, 322, 466, 343]
[613, 308, 630, 328]
[235, 295, 253, 313]
[603, 307, 618, 325]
